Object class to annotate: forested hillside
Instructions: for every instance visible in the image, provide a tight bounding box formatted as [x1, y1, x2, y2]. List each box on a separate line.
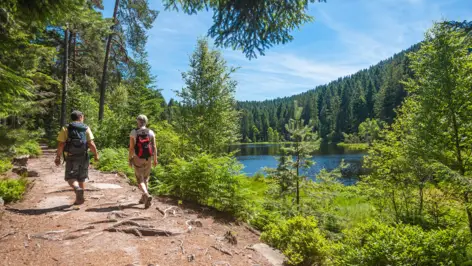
[237, 43, 420, 142]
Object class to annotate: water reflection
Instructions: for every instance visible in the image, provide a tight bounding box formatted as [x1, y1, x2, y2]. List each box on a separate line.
[230, 143, 365, 185]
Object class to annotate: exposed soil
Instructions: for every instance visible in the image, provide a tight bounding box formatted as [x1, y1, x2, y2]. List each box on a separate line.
[0, 147, 276, 266]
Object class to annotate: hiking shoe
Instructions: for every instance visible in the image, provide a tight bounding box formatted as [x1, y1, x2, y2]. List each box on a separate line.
[139, 194, 146, 204]
[144, 194, 152, 209]
[74, 188, 85, 205]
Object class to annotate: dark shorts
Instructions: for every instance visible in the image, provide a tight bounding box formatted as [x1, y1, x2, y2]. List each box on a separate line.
[65, 155, 89, 182]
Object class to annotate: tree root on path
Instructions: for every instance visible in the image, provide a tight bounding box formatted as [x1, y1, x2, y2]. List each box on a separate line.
[107, 211, 129, 219]
[110, 219, 152, 228]
[31, 230, 67, 241]
[72, 225, 95, 232]
[156, 206, 182, 218]
[104, 227, 184, 237]
[0, 231, 16, 240]
[211, 245, 233, 256]
[89, 219, 119, 224]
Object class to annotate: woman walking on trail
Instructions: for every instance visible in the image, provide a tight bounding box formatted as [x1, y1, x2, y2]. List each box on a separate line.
[128, 114, 158, 209]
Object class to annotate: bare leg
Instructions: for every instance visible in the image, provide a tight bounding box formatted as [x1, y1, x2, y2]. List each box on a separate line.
[138, 182, 149, 195]
[79, 182, 85, 189]
[67, 179, 80, 189]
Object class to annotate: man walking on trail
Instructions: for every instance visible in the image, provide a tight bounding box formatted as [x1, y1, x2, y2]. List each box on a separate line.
[55, 110, 99, 205]
[128, 114, 157, 209]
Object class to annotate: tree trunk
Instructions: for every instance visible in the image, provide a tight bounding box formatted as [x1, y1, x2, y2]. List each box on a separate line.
[99, 0, 120, 121]
[72, 32, 77, 81]
[60, 27, 69, 128]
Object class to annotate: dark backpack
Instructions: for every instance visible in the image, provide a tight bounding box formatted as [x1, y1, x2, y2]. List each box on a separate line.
[134, 128, 153, 159]
[65, 122, 88, 157]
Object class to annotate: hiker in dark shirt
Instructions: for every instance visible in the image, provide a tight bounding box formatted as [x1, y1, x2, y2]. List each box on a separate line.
[55, 110, 99, 205]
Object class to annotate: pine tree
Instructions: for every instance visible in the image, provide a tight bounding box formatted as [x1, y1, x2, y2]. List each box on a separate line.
[177, 38, 240, 153]
[282, 100, 320, 207]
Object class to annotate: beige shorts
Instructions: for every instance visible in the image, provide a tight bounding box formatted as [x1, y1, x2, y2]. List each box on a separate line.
[132, 156, 152, 183]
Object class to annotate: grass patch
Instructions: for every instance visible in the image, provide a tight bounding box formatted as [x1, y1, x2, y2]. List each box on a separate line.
[0, 178, 28, 203]
[337, 142, 369, 151]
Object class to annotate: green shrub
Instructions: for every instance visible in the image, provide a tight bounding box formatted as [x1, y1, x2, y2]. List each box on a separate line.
[261, 216, 330, 266]
[156, 154, 245, 213]
[337, 220, 471, 266]
[94, 148, 135, 183]
[337, 142, 369, 151]
[252, 171, 265, 181]
[149, 121, 189, 166]
[0, 178, 27, 203]
[14, 140, 42, 157]
[0, 159, 12, 174]
[248, 208, 282, 231]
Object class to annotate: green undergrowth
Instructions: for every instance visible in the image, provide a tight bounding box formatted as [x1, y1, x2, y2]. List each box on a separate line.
[0, 159, 13, 174]
[337, 142, 369, 151]
[0, 178, 28, 203]
[93, 148, 136, 184]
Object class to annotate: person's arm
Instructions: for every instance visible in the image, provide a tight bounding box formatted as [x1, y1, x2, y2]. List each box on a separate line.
[88, 140, 99, 161]
[55, 142, 65, 166]
[152, 135, 158, 167]
[129, 136, 135, 167]
[86, 128, 99, 161]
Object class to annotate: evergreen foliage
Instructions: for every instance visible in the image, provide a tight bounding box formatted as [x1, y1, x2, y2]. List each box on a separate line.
[238, 44, 419, 142]
[176, 38, 240, 154]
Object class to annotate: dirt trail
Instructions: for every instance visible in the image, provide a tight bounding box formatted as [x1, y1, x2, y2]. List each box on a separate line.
[0, 147, 281, 266]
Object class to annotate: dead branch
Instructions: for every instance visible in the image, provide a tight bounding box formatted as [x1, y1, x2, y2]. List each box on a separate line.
[0, 231, 16, 239]
[179, 239, 185, 254]
[156, 206, 165, 216]
[211, 245, 233, 256]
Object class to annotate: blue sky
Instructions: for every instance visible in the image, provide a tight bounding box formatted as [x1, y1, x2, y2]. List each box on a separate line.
[102, 0, 472, 101]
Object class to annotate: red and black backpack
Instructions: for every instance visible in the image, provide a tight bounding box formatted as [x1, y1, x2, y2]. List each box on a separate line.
[134, 128, 153, 159]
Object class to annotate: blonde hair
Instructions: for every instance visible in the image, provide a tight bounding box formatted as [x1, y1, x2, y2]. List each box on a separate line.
[137, 114, 148, 127]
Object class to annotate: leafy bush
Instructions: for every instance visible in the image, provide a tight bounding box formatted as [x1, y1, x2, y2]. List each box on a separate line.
[0, 128, 42, 157]
[149, 121, 189, 166]
[0, 178, 27, 203]
[156, 154, 245, 213]
[94, 148, 135, 183]
[261, 216, 330, 266]
[14, 140, 42, 157]
[336, 220, 471, 266]
[337, 142, 369, 151]
[0, 159, 12, 174]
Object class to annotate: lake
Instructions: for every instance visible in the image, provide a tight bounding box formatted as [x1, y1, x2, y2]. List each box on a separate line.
[229, 143, 366, 185]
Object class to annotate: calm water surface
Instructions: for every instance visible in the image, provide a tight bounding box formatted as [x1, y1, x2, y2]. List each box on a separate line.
[229, 143, 365, 185]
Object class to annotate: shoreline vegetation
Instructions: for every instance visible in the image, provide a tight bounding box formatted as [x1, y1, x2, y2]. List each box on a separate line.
[336, 142, 369, 151]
